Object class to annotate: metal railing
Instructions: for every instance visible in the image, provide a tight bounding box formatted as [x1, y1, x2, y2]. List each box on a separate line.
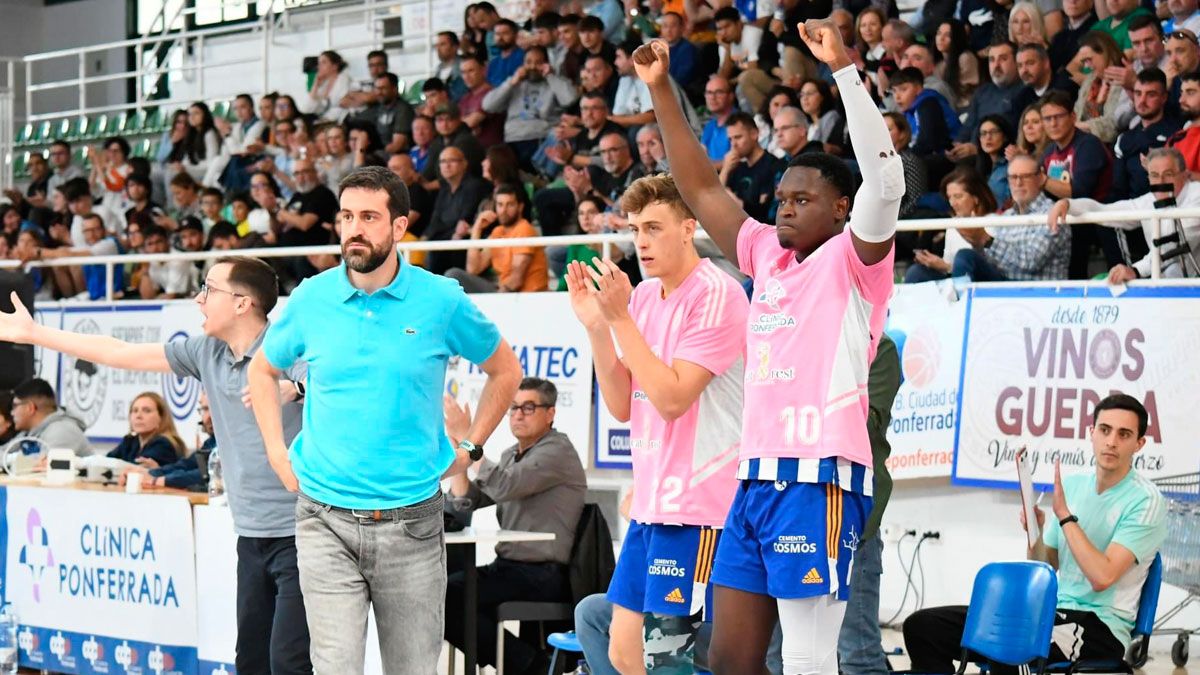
[0, 87, 13, 190]
[20, 0, 441, 126]
[3, 206, 1195, 300]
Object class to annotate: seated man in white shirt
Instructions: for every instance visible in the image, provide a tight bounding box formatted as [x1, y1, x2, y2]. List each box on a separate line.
[1048, 147, 1200, 282]
[139, 225, 198, 299]
[207, 94, 266, 187]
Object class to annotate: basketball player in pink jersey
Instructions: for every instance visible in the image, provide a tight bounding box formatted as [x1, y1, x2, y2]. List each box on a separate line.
[565, 174, 748, 674]
[632, 18, 903, 675]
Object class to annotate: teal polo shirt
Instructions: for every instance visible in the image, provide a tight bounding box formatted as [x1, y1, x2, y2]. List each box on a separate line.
[263, 256, 502, 509]
[1043, 470, 1167, 648]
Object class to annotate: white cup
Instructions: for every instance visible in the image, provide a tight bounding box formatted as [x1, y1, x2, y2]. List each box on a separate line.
[126, 472, 143, 494]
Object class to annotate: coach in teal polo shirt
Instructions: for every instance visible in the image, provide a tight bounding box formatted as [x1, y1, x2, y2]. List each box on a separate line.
[249, 166, 522, 674]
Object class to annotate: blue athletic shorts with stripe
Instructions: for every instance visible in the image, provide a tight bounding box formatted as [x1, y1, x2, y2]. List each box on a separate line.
[607, 521, 720, 618]
[712, 479, 870, 600]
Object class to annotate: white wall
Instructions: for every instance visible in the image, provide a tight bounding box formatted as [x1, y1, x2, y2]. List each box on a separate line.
[0, 0, 129, 120]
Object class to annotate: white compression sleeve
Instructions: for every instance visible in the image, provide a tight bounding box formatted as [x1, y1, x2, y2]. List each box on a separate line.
[776, 594, 848, 675]
[832, 64, 904, 244]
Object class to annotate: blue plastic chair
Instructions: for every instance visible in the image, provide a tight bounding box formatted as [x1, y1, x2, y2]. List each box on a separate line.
[957, 561, 1059, 675]
[1048, 552, 1163, 674]
[547, 631, 584, 675]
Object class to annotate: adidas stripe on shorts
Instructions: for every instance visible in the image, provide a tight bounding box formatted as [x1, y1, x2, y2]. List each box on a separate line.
[712, 479, 869, 600]
[608, 521, 720, 618]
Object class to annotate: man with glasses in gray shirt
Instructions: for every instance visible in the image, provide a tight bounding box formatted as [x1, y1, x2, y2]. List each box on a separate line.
[442, 377, 587, 675]
[0, 256, 312, 675]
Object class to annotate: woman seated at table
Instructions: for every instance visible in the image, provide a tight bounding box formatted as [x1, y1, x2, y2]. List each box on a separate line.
[145, 392, 216, 489]
[108, 392, 185, 469]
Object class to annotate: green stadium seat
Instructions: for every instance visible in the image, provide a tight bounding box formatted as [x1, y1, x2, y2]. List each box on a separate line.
[72, 146, 88, 169]
[34, 121, 52, 145]
[144, 107, 165, 133]
[70, 117, 89, 140]
[212, 100, 229, 120]
[134, 139, 160, 159]
[404, 79, 425, 105]
[12, 152, 27, 179]
[15, 123, 32, 146]
[88, 114, 110, 140]
[123, 109, 147, 134]
[53, 118, 71, 142]
[111, 111, 128, 136]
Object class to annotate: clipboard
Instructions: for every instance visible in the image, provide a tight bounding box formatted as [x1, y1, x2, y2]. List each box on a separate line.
[1016, 447, 1040, 548]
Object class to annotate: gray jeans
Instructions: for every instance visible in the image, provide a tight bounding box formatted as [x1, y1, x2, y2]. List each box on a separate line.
[836, 532, 887, 675]
[295, 492, 446, 675]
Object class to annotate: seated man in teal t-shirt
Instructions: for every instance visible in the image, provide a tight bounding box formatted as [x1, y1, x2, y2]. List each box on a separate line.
[903, 393, 1167, 673]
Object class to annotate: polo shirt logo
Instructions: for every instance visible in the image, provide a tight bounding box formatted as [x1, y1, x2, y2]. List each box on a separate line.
[405, 328, 418, 335]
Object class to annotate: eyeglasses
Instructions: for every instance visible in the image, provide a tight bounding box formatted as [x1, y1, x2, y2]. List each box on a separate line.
[1007, 171, 1042, 182]
[978, 128, 1005, 137]
[1040, 111, 1070, 124]
[1165, 30, 1199, 45]
[199, 282, 247, 303]
[508, 402, 552, 416]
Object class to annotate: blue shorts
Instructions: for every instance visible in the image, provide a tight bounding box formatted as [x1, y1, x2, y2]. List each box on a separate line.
[712, 480, 870, 600]
[607, 521, 720, 618]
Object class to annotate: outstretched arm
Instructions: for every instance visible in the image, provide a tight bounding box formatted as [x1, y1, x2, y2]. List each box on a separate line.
[0, 291, 171, 372]
[798, 20, 902, 266]
[633, 41, 748, 264]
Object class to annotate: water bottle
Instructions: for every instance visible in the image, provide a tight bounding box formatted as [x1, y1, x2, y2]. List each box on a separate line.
[0, 604, 19, 675]
[207, 448, 225, 504]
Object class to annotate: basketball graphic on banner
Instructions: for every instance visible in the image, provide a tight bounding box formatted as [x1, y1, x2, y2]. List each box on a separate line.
[901, 324, 940, 389]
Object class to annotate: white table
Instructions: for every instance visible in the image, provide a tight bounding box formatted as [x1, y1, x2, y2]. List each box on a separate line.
[446, 528, 557, 546]
[446, 529, 556, 674]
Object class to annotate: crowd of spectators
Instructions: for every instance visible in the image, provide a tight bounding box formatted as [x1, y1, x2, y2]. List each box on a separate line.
[5, 0, 1200, 297]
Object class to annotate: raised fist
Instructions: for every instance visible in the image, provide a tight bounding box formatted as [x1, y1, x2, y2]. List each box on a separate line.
[632, 40, 671, 87]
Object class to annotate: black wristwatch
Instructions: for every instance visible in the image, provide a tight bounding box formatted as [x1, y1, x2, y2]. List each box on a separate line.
[1059, 514, 1079, 528]
[291, 379, 306, 400]
[458, 440, 484, 461]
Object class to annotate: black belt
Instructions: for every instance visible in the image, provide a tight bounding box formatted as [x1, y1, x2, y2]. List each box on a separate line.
[301, 491, 443, 522]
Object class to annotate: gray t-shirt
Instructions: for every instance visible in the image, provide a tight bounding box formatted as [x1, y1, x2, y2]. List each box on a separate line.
[164, 326, 304, 538]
